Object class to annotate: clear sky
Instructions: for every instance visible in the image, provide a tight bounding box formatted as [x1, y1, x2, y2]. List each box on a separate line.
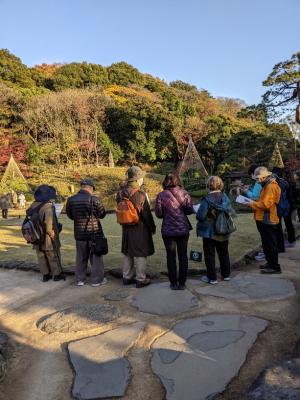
[0, 0, 299, 105]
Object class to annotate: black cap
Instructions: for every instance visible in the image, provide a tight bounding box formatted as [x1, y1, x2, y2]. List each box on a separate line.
[80, 178, 95, 190]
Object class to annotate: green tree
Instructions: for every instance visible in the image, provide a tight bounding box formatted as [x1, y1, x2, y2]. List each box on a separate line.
[262, 52, 300, 118]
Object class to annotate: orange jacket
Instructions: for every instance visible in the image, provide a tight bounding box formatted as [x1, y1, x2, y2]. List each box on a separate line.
[251, 179, 281, 224]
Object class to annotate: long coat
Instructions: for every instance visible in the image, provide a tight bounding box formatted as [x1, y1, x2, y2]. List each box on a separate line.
[26, 201, 61, 251]
[117, 185, 156, 257]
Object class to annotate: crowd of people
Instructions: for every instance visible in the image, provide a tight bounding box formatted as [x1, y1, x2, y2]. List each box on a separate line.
[15, 164, 300, 289]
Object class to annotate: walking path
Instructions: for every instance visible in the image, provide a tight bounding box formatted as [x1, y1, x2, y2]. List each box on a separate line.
[0, 241, 299, 400]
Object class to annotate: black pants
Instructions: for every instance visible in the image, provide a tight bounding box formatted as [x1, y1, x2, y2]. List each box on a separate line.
[283, 210, 296, 243]
[162, 235, 189, 285]
[256, 221, 280, 270]
[202, 238, 230, 281]
[1, 209, 8, 219]
[277, 220, 285, 253]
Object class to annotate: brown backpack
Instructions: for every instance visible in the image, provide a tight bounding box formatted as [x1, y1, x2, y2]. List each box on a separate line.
[116, 189, 140, 225]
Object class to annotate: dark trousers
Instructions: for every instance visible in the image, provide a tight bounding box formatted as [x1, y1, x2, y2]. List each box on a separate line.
[76, 240, 104, 284]
[277, 220, 285, 252]
[256, 221, 280, 270]
[162, 235, 189, 285]
[202, 238, 230, 281]
[283, 210, 296, 243]
[1, 209, 8, 218]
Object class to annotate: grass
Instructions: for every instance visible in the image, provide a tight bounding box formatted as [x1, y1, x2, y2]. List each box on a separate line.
[0, 212, 260, 274]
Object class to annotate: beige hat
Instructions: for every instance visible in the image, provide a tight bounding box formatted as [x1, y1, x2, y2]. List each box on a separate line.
[126, 166, 146, 182]
[253, 167, 272, 179]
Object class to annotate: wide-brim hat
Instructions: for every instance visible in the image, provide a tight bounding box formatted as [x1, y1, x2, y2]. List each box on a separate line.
[80, 178, 95, 190]
[34, 185, 57, 202]
[126, 166, 146, 182]
[253, 167, 272, 180]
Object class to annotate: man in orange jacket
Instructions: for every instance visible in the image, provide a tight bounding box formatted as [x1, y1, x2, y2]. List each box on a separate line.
[245, 167, 282, 274]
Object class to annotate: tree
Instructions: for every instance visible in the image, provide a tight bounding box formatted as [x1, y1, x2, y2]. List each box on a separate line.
[107, 62, 145, 86]
[262, 52, 300, 119]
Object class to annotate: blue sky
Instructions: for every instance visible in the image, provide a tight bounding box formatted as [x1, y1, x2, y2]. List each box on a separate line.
[0, 0, 299, 105]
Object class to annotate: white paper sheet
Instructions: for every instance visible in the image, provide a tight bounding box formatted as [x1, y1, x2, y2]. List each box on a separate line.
[235, 195, 251, 204]
[193, 204, 200, 213]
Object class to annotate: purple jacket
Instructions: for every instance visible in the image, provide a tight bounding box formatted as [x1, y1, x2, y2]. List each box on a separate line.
[155, 186, 194, 236]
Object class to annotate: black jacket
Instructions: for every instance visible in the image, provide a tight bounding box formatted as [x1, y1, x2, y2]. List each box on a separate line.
[66, 189, 106, 241]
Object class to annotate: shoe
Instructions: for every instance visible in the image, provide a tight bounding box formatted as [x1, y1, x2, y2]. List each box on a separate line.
[255, 254, 266, 261]
[259, 263, 270, 270]
[170, 283, 178, 290]
[285, 241, 296, 248]
[177, 283, 185, 290]
[223, 277, 231, 281]
[200, 275, 218, 285]
[92, 278, 108, 287]
[136, 278, 151, 288]
[53, 273, 66, 281]
[260, 268, 282, 274]
[77, 281, 85, 286]
[42, 274, 52, 282]
[123, 278, 136, 286]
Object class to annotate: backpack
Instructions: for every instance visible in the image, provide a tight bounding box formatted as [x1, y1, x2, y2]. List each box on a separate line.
[22, 203, 45, 245]
[214, 210, 236, 235]
[116, 190, 140, 225]
[276, 178, 290, 218]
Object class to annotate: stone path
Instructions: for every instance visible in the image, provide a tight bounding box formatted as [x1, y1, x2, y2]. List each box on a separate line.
[195, 272, 296, 301]
[132, 282, 199, 315]
[151, 314, 268, 400]
[0, 238, 300, 400]
[68, 322, 145, 399]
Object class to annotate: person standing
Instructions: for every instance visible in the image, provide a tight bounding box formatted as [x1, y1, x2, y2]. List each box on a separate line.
[155, 173, 194, 290]
[26, 185, 65, 282]
[116, 166, 156, 288]
[246, 167, 282, 274]
[66, 178, 107, 286]
[0, 194, 11, 219]
[18, 192, 26, 209]
[196, 176, 234, 284]
[293, 170, 300, 222]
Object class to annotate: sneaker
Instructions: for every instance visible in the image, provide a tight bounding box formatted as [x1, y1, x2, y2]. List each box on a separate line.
[136, 278, 151, 288]
[223, 277, 231, 281]
[285, 241, 296, 248]
[177, 283, 185, 290]
[260, 268, 282, 274]
[170, 283, 178, 290]
[123, 278, 136, 286]
[91, 278, 108, 287]
[201, 275, 218, 285]
[259, 263, 270, 270]
[77, 281, 85, 286]
[255, 254, 266, 261]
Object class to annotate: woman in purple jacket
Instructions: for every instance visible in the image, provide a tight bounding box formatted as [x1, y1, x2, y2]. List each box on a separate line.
[155, 173, 194, 290]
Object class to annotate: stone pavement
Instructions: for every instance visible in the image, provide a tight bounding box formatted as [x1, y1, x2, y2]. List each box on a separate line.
[0, 238, 300, 400]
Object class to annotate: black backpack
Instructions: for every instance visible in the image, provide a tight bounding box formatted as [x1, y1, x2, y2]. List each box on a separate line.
[215, 210, 236, 235]
[22, 203, 45, 245]
[275, 177, 290, 218]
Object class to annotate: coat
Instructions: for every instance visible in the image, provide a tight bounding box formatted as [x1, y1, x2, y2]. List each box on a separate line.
[66, 189, 106, 241]
[196, 191, 234, 242]
[155, 186, 194, 236]
[26, 201, 61, 251]
[251, 177, 281, 224]
[0, 195, 11, 210]
[116, 183, 156, 257]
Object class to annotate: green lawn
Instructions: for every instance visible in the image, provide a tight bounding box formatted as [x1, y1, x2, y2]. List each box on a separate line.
[0, 212, 260, 273]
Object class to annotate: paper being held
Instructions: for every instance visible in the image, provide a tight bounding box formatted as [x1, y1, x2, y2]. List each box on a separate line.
[235, 195, 252, 204]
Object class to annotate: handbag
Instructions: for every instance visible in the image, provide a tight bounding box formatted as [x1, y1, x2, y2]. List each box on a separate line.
[90, 198, 108, 256]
